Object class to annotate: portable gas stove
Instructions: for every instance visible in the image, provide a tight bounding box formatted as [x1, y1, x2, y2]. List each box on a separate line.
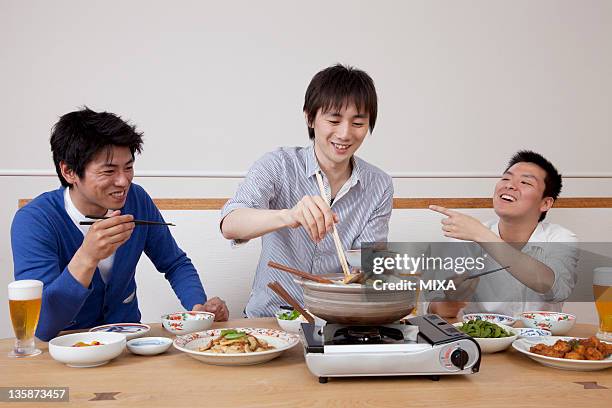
[299, 314, 481, 383]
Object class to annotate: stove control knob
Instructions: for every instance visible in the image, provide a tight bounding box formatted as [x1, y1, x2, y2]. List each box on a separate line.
[450, 348, 469, 370]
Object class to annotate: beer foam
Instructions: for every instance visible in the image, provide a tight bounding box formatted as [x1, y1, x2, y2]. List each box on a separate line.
[594, 267, 612, 286]
[8, 280, 43, 300]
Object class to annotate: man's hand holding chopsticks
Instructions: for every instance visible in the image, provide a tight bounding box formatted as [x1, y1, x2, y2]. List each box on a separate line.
[283, 195, 339, 243]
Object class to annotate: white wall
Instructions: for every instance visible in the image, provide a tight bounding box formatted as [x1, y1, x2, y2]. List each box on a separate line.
[1, 0, 611, 338]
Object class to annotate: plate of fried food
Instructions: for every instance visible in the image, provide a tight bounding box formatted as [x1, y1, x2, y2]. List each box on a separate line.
[173, 327, 300, 366]
[512, 336, 612, 371]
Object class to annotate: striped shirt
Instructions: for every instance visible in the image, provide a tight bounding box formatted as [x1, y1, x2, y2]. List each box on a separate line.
[221, 144, 393, 317]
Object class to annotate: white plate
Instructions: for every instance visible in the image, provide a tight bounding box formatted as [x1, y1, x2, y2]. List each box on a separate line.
[89, 323, 150, 340]
[173, 327, 300, 366]
[512, 337, 612, 371]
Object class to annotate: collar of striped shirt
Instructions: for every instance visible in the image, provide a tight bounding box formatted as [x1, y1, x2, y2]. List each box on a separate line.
[303, 143, 362, 204]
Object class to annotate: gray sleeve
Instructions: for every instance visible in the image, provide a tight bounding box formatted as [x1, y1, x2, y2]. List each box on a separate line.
[220, 151, 283, 245]
[351, 174, 393, 248]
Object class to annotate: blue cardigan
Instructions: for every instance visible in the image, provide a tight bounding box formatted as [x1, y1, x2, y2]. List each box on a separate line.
[11, 184, 207, 341]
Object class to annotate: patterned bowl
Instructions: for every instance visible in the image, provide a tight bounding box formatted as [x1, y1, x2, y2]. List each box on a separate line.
[462, 313, 517, 327]
[161, 311, 215, 335]
[519, 311, 576, 335]
[513, 327, 552, 338]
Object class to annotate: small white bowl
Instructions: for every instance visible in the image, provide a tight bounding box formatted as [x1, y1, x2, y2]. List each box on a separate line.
[49, 332, 126, 368]
[275, 312, 308, 333]
[463, 313, 517, 327]
[275, 309, 325, 333]
[345, 249, 362, 269]
[520, 311, 576, 335]
[454, 322, 518, 353]
[127, 337, 173, 356]
[513, 327, 552, 338]
[162, 311, 215, 335]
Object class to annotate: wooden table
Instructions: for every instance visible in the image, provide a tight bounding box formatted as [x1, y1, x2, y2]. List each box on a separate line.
[1, 318, 610, 407]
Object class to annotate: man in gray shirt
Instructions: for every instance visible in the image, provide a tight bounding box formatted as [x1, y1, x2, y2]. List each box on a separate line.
[220, 64, 393, 317]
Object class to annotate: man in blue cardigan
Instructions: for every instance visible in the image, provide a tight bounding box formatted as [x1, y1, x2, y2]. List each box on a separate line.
[11, 108, 228, 341]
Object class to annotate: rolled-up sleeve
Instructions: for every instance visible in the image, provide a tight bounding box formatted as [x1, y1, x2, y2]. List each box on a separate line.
[220, 152, 283, 245]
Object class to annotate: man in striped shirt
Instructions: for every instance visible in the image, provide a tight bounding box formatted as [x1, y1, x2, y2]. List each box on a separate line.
[220, 64, 394, 317]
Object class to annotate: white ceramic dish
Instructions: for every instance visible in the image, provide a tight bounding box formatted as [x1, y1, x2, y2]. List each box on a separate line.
[275, 310, 325, 333]
[344, 249, 362, 268]
[89, 323, 150, 340]
[512, 337, 612, 371]
[454, 322, 518, 353]
[513, 327, 552, 338]
[519, 311, 576, 335]
[173, 327, 299, 366]
[49, 332, 126, 368]
[463, 313, 517, 327]
[161, 311, 215, 335]
[127, 337, 173, 356]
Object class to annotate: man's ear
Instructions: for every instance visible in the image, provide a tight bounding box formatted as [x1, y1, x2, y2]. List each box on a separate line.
[540, 197, 554, 213]
[304, 111, 313, 128]
[59, 161, 78, 186]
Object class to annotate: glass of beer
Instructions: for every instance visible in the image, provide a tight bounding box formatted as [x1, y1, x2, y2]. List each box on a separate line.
[593, 267, 612, 341]
[8, 280, 43, 357]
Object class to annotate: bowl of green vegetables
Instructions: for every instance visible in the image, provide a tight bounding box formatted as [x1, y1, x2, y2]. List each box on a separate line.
[276, 309, 312, 333]
[454, 320, 518, 353]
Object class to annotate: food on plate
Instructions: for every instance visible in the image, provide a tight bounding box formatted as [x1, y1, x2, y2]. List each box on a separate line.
[278, 310, 304, 321]
[458, 320, 513, 338]
[198, 329, 276, 354]
[72, 341, 104, 347]
[529, 336, 612, 360]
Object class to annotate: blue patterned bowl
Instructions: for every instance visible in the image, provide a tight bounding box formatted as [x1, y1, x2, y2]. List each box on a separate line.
[513, 327, 552, 338]
[463, 313, 517, 327]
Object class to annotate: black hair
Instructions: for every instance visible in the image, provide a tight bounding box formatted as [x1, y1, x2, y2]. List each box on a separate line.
[50, 107, 143, 187]
[303, 64, 377, 140]
[505, 150, 562, 221]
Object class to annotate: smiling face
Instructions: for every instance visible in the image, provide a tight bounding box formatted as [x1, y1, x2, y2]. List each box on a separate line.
[309, 102, 369, 171]
[61, 145, 134, 216]
[493, 162, 554, 222]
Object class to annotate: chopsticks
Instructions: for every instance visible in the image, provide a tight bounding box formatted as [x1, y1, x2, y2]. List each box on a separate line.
[268, 261, 335, 284]
[314, 172, 352, 282]
[267, 281, 314, 324]
[465, 266, 510, 280]
[80, 215, 175, 227]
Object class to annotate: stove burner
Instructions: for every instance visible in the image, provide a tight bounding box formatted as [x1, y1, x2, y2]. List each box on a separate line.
[332, 326, 405, 345]
[347, 327, 382, 343]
